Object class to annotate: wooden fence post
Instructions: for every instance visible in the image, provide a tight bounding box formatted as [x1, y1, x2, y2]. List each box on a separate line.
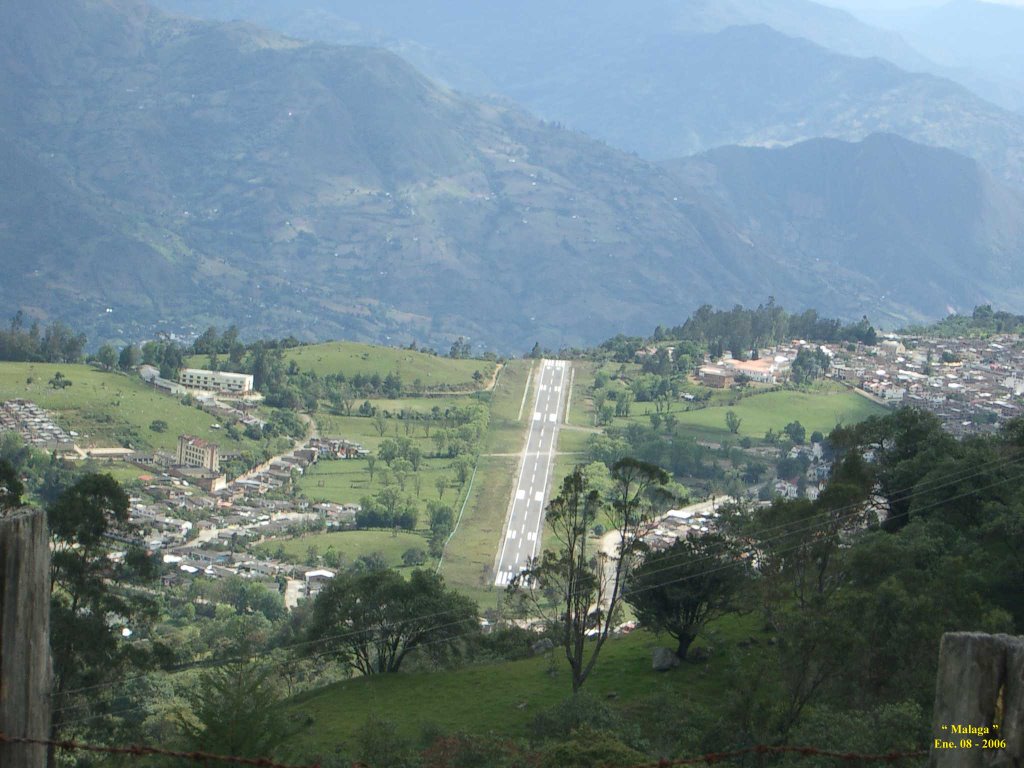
[929, 632, 1023, 768]
[0, 508, 52, 768]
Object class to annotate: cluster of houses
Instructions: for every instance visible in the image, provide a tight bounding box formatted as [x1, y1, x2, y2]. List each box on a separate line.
[0, 399, 77, 453]
[772, 440, 832, 500]
[645, 497, 731, 550]
[828, 335, 1024, 435]
[691, 333, 1024, 436]
[104, 474, 362, 605]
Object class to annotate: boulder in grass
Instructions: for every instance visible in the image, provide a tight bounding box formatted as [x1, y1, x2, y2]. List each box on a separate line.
[531, 637, 555, 656]
[652, 647, 680, 671]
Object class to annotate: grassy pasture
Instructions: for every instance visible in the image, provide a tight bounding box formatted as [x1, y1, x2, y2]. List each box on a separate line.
[654, 384, 885, 440]
[284, 616, 770, 750]
[0, 362, 264, 454]
[268, 529, 433, 569]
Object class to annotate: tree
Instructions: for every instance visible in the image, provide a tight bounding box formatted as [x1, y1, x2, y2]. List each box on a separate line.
[432, 430, 447, 457]
[192, 326, 220, 356]
[725, 410, 742, 434]
[449, 337, 471, 359]
[49, 371, 72, 389]
[373, 411, 388, 437]
[305, 569, 478, 675]
[365, 455, 377, 484]
[158, 343, 185, 380]
[452, 457, 472, 488]
[178, 660, 289, 758]
[428, 502, 455, 558]
[118, 344, 139, 371]
[614, 390, 633, 417]
[329, 383, 355, 416]
[47, 474, 162, 745]
[0, 458, 24, 511]
[511, 459, 672, 692]
[383, 371, 402, 398]
[784, 420, 806, 445]
[149, 419, 169, 433]
[401, 547, 427, 567]
[625, 533, 747, 659]
[435, 475, 447, 500]
[95, 344, 117, 371]
[428, 502, 455, 537]
[790, 347, 831, 385]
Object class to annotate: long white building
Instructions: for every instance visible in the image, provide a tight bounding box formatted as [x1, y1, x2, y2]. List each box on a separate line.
[179, 368, 254, 394]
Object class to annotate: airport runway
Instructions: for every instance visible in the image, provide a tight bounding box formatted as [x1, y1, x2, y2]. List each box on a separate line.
[494, 359, 569, 586]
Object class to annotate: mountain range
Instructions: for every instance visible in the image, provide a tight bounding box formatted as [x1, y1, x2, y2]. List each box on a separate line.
[151, 0, 1024, 185]
[2, 0, 1024, 350]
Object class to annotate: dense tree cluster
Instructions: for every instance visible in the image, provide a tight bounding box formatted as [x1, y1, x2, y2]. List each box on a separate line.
[305, 569, 478, 675]
[0, 313, 87, 363]
[141, 338, 187, 379]
[789, 346, 832, 385]
[914, 304, 1024, 336]
[666, 302, 877, 353]
[596, 302, 877, 365]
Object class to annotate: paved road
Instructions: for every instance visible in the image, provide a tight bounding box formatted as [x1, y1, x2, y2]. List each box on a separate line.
[494, 359, 569, 586]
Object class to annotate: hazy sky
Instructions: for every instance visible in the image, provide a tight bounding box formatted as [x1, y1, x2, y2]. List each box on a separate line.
[823, 0, 1024, 8]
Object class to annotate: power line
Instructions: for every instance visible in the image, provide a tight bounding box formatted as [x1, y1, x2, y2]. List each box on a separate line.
[52, 462, 1020, 729]
[53, 445, 1024, 707]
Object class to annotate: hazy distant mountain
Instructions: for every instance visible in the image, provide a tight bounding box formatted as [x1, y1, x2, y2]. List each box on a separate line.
[154, 0, 934, 74]
[864, 0, 1024, 84]
[666, 134, 1024, 321]
[854, 0, 1024, 113]
[3, 0, 1024, 348]
[151, 0, 1024, 186]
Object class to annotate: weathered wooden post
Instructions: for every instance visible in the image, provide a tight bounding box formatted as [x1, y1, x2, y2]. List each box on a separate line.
[929, 632, 1023, 768]
[0, 508, 52, 768]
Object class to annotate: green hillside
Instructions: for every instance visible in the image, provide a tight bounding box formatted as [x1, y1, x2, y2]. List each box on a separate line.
[282, 342, 493, 390]
[186, 342, 493, 390]
[284, 619, 765, 751]
[0, 362, 264, 453]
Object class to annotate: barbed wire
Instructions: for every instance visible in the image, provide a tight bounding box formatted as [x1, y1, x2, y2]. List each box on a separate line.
[0, 731, 928, 767]
[0, 731, 325, 768]
[631, 744, 929, 766]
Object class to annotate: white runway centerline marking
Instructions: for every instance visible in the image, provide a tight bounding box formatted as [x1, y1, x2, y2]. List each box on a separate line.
[494, 359, 570, 586]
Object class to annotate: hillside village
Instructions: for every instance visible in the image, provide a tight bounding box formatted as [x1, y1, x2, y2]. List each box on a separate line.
[7, 328, 1020, 615]
[699, 333, 1024, 436]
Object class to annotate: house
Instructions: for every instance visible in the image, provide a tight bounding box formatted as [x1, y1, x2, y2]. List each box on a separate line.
[305, 569, 336, 598]
[698, 366, 734, 389]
